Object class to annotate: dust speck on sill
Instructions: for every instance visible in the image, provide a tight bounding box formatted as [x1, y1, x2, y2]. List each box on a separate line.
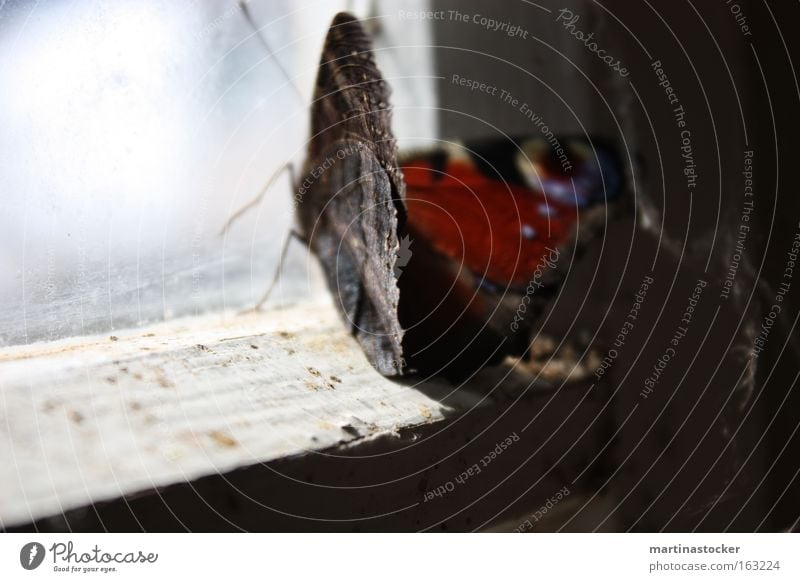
[209, 430, 238, 448]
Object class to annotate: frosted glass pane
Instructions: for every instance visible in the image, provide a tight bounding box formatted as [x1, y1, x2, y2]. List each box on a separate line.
[0, 0, 435, 346]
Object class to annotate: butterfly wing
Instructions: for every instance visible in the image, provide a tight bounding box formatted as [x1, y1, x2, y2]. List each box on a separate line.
[298, 13, 623, 379]
[396, 137, 623, 377]
[298, 13, 407, 376]
[401, 137, 623, 291]
[307, 13, 404, 196]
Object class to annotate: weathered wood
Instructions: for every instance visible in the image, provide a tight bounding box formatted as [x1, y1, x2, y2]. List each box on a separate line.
[0, 299, 480, 528]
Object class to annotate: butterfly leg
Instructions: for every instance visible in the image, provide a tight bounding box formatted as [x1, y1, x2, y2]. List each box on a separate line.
[219, 162, 297, 237]
[245, 228, 304, 313]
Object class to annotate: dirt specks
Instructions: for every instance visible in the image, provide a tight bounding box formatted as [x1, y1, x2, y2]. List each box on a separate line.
[209, 430, 238, 448]
[304, 367, 338, 391]
[341, 424, 361, 438]
[156, 373, 174, 389]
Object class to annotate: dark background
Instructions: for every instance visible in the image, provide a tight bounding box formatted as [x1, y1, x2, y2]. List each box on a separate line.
[432, 0, 800, 531]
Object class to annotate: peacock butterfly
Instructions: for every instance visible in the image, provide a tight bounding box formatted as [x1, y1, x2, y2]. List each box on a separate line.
[294, 12, 624, 380]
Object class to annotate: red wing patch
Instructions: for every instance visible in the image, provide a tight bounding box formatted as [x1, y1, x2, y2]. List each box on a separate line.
[401, 157, 579, 289]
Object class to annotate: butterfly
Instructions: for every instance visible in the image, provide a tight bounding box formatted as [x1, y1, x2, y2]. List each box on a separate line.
[293, 12, 623, 380]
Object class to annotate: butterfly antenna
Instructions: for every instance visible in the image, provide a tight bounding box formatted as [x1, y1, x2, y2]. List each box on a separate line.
[238, 1, 306, 104]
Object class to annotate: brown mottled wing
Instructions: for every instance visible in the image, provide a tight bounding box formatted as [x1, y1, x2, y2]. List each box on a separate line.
[297, 13, 406, 376]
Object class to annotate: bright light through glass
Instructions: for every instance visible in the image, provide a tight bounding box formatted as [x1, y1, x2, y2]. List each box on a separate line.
[0, 0, 430, 346]
[1, 2, 203, 247]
